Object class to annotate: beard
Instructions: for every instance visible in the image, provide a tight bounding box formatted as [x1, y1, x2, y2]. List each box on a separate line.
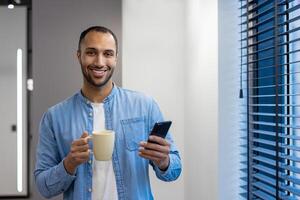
[81, 64, 114, 88]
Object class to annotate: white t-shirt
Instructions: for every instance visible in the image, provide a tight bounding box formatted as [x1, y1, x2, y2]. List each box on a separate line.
[91, 103, 118, 200]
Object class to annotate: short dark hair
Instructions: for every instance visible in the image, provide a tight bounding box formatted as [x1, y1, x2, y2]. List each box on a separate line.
[78, 26, 118, 54]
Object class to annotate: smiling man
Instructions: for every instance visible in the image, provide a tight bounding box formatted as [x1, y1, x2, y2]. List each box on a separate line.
[34, 26, 182, 200]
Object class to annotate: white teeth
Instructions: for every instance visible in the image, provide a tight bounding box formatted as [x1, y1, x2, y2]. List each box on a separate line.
[92, 69, 106, 76]
[93, 69, 107, 72]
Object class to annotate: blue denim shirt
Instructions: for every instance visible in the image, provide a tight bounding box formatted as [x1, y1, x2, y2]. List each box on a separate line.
[34, 86, 182, 200]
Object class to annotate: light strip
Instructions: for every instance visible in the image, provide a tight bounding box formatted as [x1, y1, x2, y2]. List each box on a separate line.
[17, 48, 23, 192]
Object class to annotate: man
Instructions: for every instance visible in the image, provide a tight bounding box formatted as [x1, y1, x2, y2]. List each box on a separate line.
[34, 26, 181, 200]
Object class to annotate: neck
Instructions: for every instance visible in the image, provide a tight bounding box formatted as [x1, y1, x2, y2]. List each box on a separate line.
[81, 80, 113, 103]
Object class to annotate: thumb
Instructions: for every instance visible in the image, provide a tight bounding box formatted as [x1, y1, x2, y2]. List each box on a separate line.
[81, 131, 89, 138]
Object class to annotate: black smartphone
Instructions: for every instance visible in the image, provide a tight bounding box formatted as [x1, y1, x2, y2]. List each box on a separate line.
[148, 121, 172, 139]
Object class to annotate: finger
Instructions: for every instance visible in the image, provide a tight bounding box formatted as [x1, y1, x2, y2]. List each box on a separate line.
[81, 131, 89, 138]
[138, 152, 160, 162]
[86, 135, 92, 142]
[71, 144, 89, 152]
[73, 132, 91, 145]
[82, 131, 91, 142]
[139, 147, 167, 159]
[140, 141, 170, 154]
[72, 157, 89, 165]
[139, 141, 147, 147]
[72, 138, 89, 146]
[73, 151, 90, 160]
[68, 151, 90, 165]
[148, 136, 170, 146]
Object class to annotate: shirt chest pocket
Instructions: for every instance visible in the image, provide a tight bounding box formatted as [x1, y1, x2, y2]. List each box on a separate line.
[121, 117, 147, 151]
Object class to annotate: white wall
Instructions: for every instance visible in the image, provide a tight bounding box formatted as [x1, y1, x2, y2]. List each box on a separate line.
[123, 0, 238, 199]
[185, 0, 219, 199]
[122, 0, 185, 199]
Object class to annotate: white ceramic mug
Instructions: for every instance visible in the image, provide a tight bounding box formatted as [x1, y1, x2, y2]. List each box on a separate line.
[88, 130, 115, 161]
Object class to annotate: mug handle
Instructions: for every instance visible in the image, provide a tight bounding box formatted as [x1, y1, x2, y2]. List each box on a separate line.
[86, 135, 93, 155]
[86, 135, 93, 141]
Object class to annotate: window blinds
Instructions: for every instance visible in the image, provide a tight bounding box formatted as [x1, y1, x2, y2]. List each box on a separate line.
[240, 0, 300, 199]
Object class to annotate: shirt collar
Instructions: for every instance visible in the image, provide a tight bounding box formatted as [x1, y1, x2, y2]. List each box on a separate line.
[77, 83, 117, 105]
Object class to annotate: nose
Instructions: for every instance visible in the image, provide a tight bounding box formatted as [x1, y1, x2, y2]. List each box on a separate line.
[95, 54, 105, 66]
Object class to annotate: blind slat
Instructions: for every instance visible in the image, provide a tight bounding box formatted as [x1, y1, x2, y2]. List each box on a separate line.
[251, 129, 300, 140]
[253, 139, 300, 152]
[253, 190, 276, 200]
[249, 112, 300, 118]
[253, 156, 300, 174]
[241, 60, 300, 74]
[241, 33, 300, 49]
[240, 0, 273, 12]
[252, 147, 300, 163]
[241, 22, 300, 42]
[253, 181, 276, 196]
[245, 82, 300, 90]
[281, 185, 300, 197]
[249, 93, 300, 98]
[241, 4, 300, 26]
[253, 164, 300, 188]
[243, 71, 300, 82]
[248, 104, 300, 107]
[253, 173, 276, 186]
[240, 0, 298, 14]
[250, 121, 300, 129]
[281, 174, 300, 185]
[253, 182, 298, 200]
[253, 155, 276, 165]
[240, 8, 300, 29]
[253, 163, 276, 175]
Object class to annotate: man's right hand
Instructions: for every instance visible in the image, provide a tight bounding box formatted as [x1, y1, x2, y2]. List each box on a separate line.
[63, 131, 90, 175]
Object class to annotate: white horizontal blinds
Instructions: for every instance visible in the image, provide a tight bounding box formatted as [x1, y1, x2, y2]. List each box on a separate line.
[240, 0, 300, 199]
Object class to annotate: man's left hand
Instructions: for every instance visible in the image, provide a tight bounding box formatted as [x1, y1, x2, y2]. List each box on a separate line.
[139, 136, 170, 171]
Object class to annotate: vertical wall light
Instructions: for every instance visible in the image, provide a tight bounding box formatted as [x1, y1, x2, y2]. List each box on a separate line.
[17, 48, 23, 192]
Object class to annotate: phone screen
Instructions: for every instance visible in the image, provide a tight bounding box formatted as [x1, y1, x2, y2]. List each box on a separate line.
[149, 121, 172, 139]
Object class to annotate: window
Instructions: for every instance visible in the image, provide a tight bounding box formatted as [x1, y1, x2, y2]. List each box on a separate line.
[240, 0, 300, 199]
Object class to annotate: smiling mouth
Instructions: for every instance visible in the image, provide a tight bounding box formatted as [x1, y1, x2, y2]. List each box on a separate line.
[92, 69, 106, 76]
[88, 66, 110, 78]
[93, 68, 108, 72]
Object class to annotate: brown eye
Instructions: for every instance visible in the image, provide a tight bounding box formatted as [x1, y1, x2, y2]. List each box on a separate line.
[86, 51, 96, 56]
[104, 51, 114, 57]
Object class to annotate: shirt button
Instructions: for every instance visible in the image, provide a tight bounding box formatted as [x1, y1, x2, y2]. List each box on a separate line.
[89, 112, 93, 117]
[88, 160, 92, 164]
[88, 188, 92, 192]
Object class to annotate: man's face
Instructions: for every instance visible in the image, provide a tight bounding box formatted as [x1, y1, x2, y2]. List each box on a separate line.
[77, 31, 117, 88]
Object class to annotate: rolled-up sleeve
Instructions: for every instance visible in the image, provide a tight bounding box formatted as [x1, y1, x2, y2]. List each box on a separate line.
[34, 111, 76, 199]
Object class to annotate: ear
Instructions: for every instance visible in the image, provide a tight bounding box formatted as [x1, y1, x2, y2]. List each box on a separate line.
[76, 50, 81, 62]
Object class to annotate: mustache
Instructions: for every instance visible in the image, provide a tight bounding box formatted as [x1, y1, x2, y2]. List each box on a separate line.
[88, 65, 111, 71]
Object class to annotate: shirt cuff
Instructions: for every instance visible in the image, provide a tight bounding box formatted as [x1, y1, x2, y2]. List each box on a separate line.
[153, 153, 180, 181]
[56, 159, 76, 186]
[44, 160, 77, 197]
